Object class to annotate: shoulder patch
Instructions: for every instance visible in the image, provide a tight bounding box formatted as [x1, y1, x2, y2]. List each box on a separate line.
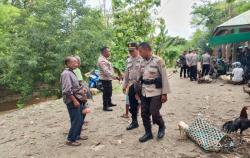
[157, 58, 166, 68]
[127, 57, 132, 62]
[152, 55, 164, 65]
[158, 58, 164, 64]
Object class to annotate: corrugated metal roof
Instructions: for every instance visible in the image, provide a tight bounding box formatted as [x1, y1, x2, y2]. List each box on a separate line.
[218, 10, 250, 27]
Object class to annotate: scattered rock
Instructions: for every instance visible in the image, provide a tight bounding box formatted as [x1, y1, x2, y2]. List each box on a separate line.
[91, 142, 105, 151]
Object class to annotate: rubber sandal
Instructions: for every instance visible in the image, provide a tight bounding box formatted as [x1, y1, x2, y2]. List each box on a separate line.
[66, 141, 81, 146]
[78, 136, 88, 140]
[121, 114, 129, 118]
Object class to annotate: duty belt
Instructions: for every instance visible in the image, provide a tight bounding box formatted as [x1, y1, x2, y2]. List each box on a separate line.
[142, 79, 155, 85]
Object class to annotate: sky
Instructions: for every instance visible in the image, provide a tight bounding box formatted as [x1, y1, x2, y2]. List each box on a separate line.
[85, 0, 203, 39]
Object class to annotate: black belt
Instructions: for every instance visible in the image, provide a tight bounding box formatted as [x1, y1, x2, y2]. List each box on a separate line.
[142, 79, 155, 85]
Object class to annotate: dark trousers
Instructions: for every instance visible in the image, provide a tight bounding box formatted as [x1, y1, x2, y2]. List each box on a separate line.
[187, 66, 190, 77]
[202, 64, 210, 76]
[82, 113, 86, 123]
[128, 84, 139, 120]
[141, 95, 165, 131]
[245, 66, 250, 80]
[180, 65, 187, 78]
[80, 103, 85, 128]
[101, 80, 112, 107]
[66, 102, 84, 142]
[190, 65, 197, 81]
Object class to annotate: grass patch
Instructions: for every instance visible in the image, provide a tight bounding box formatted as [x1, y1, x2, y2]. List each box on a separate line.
[112, 81, 122, 94]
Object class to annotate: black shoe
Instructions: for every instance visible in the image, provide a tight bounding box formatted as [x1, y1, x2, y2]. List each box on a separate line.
[139, 132, 153, 143]
[103, 107, 113, 111]
[109, 103, 117, 107]
[157, 126, 166, 139]
[126, 121, 139, 130]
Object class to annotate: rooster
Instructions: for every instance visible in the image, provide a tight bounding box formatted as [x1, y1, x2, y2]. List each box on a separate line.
[243, 86, 250, 97]
[172, 69, 178, 74]
[223, 106, 250, 141]
[219, 75, 231, 81]
[198, 75, 213, 84]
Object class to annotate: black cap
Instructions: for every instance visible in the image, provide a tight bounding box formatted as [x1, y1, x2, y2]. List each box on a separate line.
[128, 42, 138, 51]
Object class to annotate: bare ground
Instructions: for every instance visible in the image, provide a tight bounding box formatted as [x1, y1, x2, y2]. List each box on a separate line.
[1, 72, 250, 158]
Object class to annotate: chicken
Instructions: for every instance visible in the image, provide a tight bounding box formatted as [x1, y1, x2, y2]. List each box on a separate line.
[197, 70, 212, 84]
[243, 86, 250, 97]
[223, 106, 250, 141]
[178, 121, 189, 139]
[198, 75, 213, 84]
[197, 70, 202, 79]
[172, 69, 178, 74]
[219, 75, 231, 81]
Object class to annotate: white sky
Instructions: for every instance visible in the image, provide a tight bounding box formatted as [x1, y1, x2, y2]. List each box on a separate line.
[86, 0, 206, 39]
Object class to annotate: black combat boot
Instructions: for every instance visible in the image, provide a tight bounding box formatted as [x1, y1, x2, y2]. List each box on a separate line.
[126, 116, 139, 130]
[103, 107, 113, 111]
[103, 102, 113, 111]
[109, 102, 117, 107]
[157, 125, 166, 139]
[139, 128, 153, 143]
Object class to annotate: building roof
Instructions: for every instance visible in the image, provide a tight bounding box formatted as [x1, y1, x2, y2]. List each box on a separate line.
[210, 10, 250, 46]
[218, 10, 250, 28]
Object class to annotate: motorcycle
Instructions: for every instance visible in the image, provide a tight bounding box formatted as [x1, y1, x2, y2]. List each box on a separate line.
[87, 70, 103, 92]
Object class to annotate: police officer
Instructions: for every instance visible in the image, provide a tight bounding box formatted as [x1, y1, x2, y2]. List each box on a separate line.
[138, 42, 171, 143]
[122, 42, 142, 130]
[179, 51, 187, 78]
[97, 46, 119, 111]
[189, 49, 198, 81]
[186, 51, 192, 78]
[201, 51, 211, 77]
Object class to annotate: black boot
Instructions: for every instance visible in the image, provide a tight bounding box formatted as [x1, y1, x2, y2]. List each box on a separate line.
[108, 101, 117, 107]
[157, 125, 166, 139]
[103, 102, 113, 111]
[139, 128, 153, 143]
[103, 106, 113, 111]
[126, 117, 139, 130]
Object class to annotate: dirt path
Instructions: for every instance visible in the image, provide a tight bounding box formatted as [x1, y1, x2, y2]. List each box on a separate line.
[1, 72, 250, 158]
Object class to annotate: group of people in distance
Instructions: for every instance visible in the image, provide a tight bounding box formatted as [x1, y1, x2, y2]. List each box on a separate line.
[179, 49, 211, 81]
[178, 48, 247, 85]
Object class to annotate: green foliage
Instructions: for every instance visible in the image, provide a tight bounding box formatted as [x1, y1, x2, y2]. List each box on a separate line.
[235, 0, 250, 13]
[111, 0, 160, 71]
[0, 4, 20, 60]
[111, 0, 184, 68]
[153, 18, 187, 67]
[186, 29, 211, 52]
[0, 0, 110, 106]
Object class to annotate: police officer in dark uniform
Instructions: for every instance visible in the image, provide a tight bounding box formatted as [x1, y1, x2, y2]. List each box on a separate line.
[97, 47, 119, 111]
[123, 42, 142, 130]
[138, 42, 171, 143]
